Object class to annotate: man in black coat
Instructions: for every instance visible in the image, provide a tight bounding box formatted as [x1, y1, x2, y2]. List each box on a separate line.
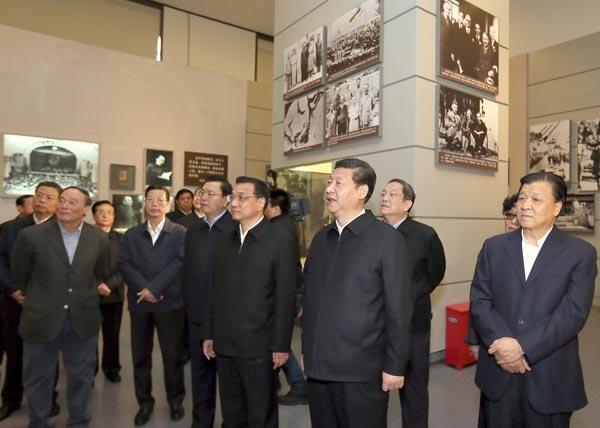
[182, 176, 235, 428]
[380, 179, 446, 428]
[176, 187, 205, 229]
[118, 186, 187, 426]
[167, 188, 194, 222]
[203, 176, 296, 428]
[302, 158, 413, 428]
[0, 182, 62, 421]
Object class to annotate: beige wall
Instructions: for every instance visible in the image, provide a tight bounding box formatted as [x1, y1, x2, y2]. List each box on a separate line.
[273, 0, 510, 353]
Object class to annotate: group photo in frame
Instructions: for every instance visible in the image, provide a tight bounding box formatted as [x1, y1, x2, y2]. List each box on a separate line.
[325, 67, 381, 146]
[145, 148, 173, 187]
[528, 120, 570, 181]
[326, 0, 381, 82]
[112, 193, 144, 232]
[576, 119, 600, 191]
[439, 0, 500, 94]
[437, 85, 499, 171]
[283, 27, 325, 101]
[1, 133, 99, 196]
[556, 194, 595, 233]
[109, 164, 135, 191]
[284, 89, 325, 154]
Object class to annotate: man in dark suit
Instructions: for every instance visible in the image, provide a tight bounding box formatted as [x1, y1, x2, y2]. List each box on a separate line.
[0, 182, 62, 421]
[203, 176, 296, 428]
[11, 186, 109, 428]
[167, 188, 194, 222]
[177, 187, 205, 229]
[470, 172, 597, 427]
[302, 158, 413, 428]
[380, 179, 446, 428]
[91, 200, 124, 383]
[118, 185, 186, 426]
[182, 176, 235, 428]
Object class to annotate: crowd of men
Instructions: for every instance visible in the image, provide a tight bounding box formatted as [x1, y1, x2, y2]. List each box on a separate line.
[0, 158, 596, 428]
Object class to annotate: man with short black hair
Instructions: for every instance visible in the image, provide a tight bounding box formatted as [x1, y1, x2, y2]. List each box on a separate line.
[177, 187, 206, 229]
[167, 188, 194, 222]
[15, 195, 34, 218]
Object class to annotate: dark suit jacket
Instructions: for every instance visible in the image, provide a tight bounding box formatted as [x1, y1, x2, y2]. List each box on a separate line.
[206, 217, 296, 358]
[167, 209, 187, 223]
[182, 210, 236, 324]
[470, 227, 597, 414]
[176, 211, 204, 229]
[302, 212, 413, 382]
[100, 229, 124, 305]
[11, 220, 110, 343]
[396, 216, 445, 332]
[118, 218, 186, 313]
[270, 214, 303, 292]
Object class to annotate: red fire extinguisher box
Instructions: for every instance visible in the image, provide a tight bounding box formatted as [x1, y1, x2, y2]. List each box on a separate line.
[445, 302, 477, 370]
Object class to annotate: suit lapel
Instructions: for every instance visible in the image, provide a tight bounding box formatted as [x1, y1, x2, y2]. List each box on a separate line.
[504, 231, 525, 286]
[45, 222, 71, 267]
[70, 223, 89, 267]
[526, 227, 565, 286]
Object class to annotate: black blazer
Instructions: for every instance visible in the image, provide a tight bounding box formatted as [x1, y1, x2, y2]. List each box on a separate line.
[166, 209, 187, 223]
[206, 218, 297, 358]
[396, 216, 446, 331]
[176, 212, 204, 229]
[182, 210, 236, 324]
[470, 227, 597, 414]
[302, 211, 413, 382]
[118, 219, 186, 313]
[270, 214, 303, 291]
[100, 229, 124, 304]
[11, 220, 110, 342]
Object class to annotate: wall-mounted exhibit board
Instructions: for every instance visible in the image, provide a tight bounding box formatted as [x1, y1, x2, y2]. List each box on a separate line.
[272, 0, 510, 353]
[0, 23, 247, 218]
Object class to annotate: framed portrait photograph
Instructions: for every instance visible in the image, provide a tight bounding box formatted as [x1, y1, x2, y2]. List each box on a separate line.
[576, 119, 600, 191]
[528, 120, 570, 181]
[109, 164, 135, 191]
[327, 0, 381, 82]
[556, 194, 594, 233]
[437, 85, 499, 171]
[1, 133, 99, 196]
[283, 26, 325, 101]
[284, 89, 325, 155]
[145, 149, 173, 187]
[325, 66, 380, 146]
[112, 193, 144, 233]
[439, 0, 500, 94]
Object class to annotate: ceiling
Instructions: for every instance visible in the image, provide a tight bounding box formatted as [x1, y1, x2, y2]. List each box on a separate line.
[153, 0, 275, 36]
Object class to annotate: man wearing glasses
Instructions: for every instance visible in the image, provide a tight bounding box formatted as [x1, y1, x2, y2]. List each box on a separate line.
[203, 176, 296, 428]
[118, 185, 187, 426]
[182, 176, 235, 428]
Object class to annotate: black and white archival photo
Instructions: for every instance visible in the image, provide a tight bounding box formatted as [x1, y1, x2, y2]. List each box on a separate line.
[528, 120, 570, 180]
[283, 27, 325, 101]
[439, 0, 500, 94]
[327, 0, 381, 82]
[284, 89, 325, 154]
[437, 85, 499, 171]
[577, 119, 600, 191]
[1, 134, 99, 196]
[112, 194, 144, 232]
[556, 194, 594, 233]
[145, 148, 173, 187]
[325, 67, 380, 146]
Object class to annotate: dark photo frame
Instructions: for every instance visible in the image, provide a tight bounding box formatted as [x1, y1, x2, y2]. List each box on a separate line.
[109, 164, 135, 191]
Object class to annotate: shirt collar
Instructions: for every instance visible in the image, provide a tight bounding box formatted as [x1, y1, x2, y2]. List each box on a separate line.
[521, 226, 553, 248]
[239, 216, 264, 237]
[33, 213, 51, 224]
[204, 209, 227, 229]
[392, 215, 408, 229]
[335, 209, 366, 235]
[58, 220, 84, 234]
[147, 217, 166, 235]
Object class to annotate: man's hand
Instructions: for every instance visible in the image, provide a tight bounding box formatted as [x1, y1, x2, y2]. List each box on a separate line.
[203, 340, 216, 360]
[272, 352, 289, 369]
[97, 283, 111, 297]
[382, 372, 404, 392]
[136, 288, 159, 304]
[10, 290, 25, 304]
[500, 356, 531, 374]
[488, 337, 524, 365]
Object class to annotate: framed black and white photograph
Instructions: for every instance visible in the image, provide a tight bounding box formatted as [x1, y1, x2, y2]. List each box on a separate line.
[283, 27, 325, 101]
[325, 67, 380, 146]
[528, 120, 570, 181]
[145, 148, 173, 187]
[112, 193, 144, 232]
[327, 0, 381, 82]
[439, 0, 499, 94]
[576, 119, 600, 191]
[1, 133, 99, 196]
[556, 194, 594, 233]
[109, 164, 135, 191]
[284, 89, 325, 154]
[437, 85, 499, 171]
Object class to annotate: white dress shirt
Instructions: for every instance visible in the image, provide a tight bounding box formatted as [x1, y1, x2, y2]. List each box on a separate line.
[147, 218, 166, 245]
[521, 227, 553, 280]
[336, 209, 366, 235]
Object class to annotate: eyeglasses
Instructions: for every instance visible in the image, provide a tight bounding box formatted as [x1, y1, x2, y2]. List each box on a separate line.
[380, 191, 403, 199]
[35, 192, 57, 201]
[230, 193, 258, 203]
[503, 212, 516, 220]
[145, 198, 166, 205]
[198, 190, 224, 199]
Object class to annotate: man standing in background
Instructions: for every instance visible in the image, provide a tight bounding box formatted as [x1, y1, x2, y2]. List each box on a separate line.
[167, 189, 194, 222]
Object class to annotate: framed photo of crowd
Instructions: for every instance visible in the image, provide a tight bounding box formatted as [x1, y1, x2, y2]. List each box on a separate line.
[439, 0, 500, 94]
[527, 120, 570, 182]
[437, 85, 499, 171]
[1, 133, 100, 197]
[283, 27, 325, 101]
[284, 89, 325, 154]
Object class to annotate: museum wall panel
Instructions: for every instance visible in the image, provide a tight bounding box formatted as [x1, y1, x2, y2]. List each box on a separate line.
[162, 7, 189, 66]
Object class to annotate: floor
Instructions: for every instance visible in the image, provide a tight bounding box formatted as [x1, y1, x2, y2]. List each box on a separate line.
[2, 307, 599, 427]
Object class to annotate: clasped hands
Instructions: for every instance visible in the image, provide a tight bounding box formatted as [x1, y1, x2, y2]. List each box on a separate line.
[136, 287, 163, 304]
[488, 337, 531, 374]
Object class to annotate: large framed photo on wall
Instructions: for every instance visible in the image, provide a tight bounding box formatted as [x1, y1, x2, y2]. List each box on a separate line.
[327, 0, 381, 82]
[284, 89, 325, 155]
[437, 85, 499, 171]
[556, 194, 594, 233]
[1, 133, 99, 196]
[145, 148, 173, 187]
[528, 120, 570, 181]
[112, 193, 144, 233]
[576, 119, 600, 191]
[439, 0, 499, 94]
[283, 27, 325, 101]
